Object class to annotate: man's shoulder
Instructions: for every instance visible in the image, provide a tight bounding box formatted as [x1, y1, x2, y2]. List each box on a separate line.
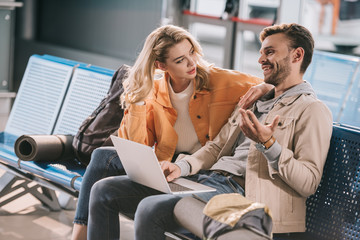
[295, 94, 332, 119]
[276, 93, 332, 120]
[285, 93, 323, 106]
[298, 94, 329, 108]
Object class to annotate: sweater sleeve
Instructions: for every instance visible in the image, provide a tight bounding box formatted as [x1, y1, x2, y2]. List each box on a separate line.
[175, 108, 240, 175]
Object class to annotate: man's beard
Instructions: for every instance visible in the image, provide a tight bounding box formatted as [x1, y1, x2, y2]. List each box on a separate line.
[264, 55, 291, 86]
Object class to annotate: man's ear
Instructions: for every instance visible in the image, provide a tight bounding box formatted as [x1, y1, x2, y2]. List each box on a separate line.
[155, 61, 167, 71]
[293, 47, 304, 63]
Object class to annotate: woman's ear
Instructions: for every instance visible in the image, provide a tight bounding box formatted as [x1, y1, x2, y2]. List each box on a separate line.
[155, 61, 167, 71]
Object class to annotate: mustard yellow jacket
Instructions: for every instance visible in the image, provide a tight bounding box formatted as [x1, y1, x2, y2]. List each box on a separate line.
[118, 66, 262, 161]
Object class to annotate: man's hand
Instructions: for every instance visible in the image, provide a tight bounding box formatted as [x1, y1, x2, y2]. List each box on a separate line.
[238, 83, 274, 110]
[239, 108, 279, 143]
[160, 161, 181, 182]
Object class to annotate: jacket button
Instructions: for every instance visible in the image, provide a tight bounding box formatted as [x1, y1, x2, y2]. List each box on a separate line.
[193, 95, 197, 99]
[197, 115, 201, 119]
[278, 122, 282, 126]
[206, 134, 209, 139]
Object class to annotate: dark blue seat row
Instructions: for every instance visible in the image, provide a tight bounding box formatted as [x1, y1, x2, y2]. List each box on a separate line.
[305, 124, 360, 239]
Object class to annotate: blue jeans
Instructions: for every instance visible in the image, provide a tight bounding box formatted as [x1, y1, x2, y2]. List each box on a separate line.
[73, 147, 126, 225]
[87, 170, 245, 240]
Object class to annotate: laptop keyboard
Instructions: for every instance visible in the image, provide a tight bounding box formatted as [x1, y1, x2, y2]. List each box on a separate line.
[169, 182, 194, 192]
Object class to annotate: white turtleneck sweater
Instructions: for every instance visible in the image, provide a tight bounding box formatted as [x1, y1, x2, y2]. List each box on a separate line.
[168, 80, 202, 155]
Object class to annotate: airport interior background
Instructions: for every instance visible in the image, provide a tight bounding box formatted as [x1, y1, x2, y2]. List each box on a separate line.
[0, 0, 360, 239]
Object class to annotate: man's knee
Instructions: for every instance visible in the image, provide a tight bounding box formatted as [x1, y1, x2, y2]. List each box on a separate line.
[135, 195, 180, 223]
[136, 196, 161, 218]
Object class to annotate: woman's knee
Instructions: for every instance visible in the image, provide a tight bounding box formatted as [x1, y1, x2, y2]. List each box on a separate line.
[90, 176, 135, 207]
[89, 179, 109, 207]
[89, 176, 144, 221]
[86, 147, 119, 173]
[91, 147, 117, 164]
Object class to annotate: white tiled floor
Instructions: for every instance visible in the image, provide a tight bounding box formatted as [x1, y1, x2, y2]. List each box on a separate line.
[0, 169, 135, 240]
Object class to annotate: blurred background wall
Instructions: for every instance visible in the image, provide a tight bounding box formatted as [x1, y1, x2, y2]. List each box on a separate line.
[1, 0, 360, 130]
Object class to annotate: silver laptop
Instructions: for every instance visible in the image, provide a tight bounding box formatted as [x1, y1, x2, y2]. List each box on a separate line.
[110, 136, 216, 195]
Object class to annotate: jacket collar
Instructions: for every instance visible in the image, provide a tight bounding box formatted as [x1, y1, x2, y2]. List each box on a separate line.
[155, 73, 172, 108]
[250, 92, 309, 115]
[255, 81, 315, 112]
[277, 94, 304, 106]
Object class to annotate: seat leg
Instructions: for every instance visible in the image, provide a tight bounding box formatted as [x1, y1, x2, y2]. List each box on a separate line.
[0, 172, 61, 211]
[58, 192, 76, 210]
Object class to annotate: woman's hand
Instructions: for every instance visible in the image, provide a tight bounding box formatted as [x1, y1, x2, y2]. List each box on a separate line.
[238, 83, 273, 109]
[160, 161, 181, 182]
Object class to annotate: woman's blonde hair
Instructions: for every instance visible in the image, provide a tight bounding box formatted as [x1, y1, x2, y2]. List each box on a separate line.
[121, 25, 210, 106]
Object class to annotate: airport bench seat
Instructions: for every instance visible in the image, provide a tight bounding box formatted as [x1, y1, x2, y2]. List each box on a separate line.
[0, 50, 359, 239]
[0, 54, 114, 210]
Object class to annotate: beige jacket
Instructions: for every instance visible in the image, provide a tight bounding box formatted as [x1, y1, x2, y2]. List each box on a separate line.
[178, 93, 333, 233]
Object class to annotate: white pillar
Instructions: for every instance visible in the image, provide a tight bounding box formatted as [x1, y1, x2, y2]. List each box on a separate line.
[276, 0, 305, 24]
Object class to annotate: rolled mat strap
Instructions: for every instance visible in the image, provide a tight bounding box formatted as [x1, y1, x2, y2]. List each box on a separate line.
[15, 135, 75, 162]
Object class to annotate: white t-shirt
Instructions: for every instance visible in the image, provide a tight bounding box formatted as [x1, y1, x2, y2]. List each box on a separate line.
[168, 80, 202, 154]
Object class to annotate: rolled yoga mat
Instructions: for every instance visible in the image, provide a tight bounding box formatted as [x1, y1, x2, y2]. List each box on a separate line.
[15, 135, 75, 161]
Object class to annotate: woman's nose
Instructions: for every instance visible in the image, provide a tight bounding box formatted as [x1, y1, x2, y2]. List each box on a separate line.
[188, 57, 195, 66]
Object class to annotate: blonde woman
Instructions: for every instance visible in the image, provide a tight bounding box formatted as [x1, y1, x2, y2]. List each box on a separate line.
[71, 24, 270, 240]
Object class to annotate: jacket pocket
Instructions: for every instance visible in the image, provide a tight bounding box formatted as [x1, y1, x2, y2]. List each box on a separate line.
[266, 115, 296, 147]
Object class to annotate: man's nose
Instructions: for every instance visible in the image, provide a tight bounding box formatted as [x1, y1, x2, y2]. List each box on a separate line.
[258, 55, 265, 64]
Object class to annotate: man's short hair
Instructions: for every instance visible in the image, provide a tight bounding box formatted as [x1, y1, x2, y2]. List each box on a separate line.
[260, 23, 314, 74]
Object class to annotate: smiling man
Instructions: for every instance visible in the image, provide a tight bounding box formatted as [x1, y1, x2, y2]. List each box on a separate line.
[163, 23, 334, 235]
[87, 23, 333, 239]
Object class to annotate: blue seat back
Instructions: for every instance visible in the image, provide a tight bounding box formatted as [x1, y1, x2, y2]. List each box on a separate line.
[5, 55, 77, 136]
[304, 51, 360, 122]
[339, 68, 360, 127]
[53, 65, 114, 135]
[17, 64, 115, 191]
[306, 124, 360, 239]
